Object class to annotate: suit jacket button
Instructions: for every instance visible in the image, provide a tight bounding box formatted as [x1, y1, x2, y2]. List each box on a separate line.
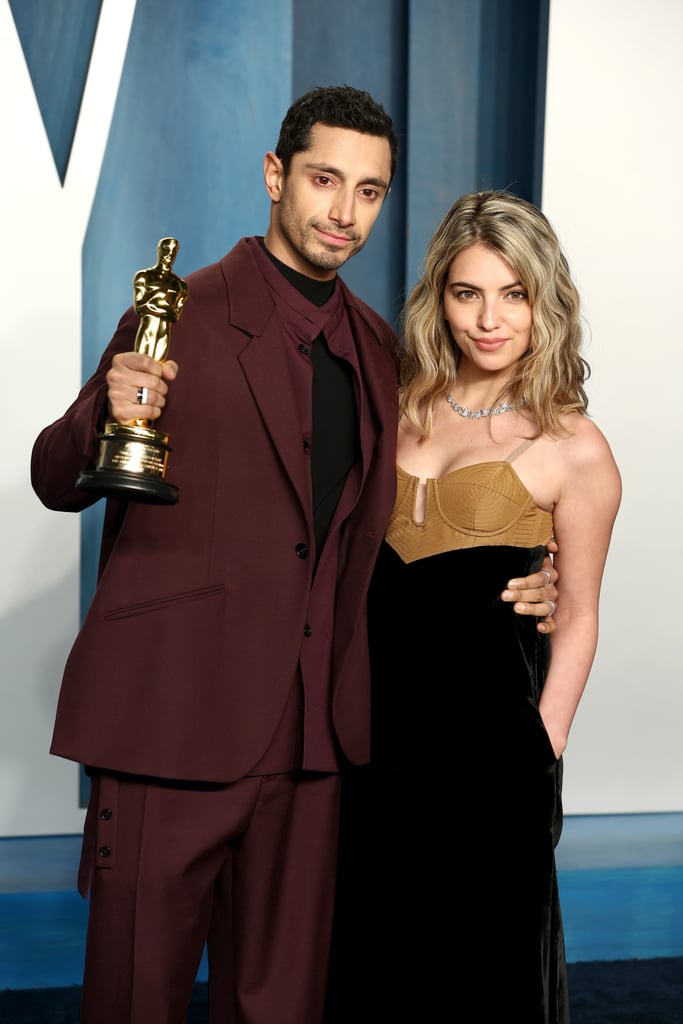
[98, 846, 112, 858]
[99, 808, 113, 820]
[303, 624, 312, 637]
[295, 543, 309, 559]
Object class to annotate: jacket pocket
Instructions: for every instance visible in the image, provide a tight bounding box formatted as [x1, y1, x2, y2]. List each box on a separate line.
[103, 583, 225, 620]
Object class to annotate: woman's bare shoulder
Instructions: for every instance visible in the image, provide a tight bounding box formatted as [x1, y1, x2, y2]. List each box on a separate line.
[549, 415, 622, 508]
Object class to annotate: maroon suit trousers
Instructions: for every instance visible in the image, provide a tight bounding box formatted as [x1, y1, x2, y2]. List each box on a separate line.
[78, 770, 341, 1024]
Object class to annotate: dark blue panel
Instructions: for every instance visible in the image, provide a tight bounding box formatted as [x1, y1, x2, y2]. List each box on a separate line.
[293, 0, 409, 327]
[406, 0, 483, 289]
[9, 0, 102, 183]
[405, 0, 549, 293]
[476, 0, 549, 204]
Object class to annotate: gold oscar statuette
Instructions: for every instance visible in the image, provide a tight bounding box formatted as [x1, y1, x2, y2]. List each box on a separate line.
[76, 237, 189, 505]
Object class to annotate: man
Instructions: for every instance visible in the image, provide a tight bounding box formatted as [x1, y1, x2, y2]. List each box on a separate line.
[31, 86, 557, 1023]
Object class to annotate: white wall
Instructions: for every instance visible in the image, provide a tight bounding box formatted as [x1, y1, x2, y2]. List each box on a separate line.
[0, 0, 137, 836]
[1, 0, 682, 837]
[542, 0, 683, 812]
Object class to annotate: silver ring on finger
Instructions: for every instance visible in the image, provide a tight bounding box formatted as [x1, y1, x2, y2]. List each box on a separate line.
[540, 569, 552, 586]
[546, 599, 557, 617]
[136, 387, 148, 405]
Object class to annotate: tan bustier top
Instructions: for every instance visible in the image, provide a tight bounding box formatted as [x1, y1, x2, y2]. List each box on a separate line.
[386, 440, 554, 564]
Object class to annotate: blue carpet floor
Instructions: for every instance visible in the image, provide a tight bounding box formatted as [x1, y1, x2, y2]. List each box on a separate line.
[1, 813, 682, 990]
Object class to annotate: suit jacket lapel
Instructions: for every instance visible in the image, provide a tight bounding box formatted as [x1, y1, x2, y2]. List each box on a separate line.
[239, 329, 310, 515]
[221, 243, 310, 515]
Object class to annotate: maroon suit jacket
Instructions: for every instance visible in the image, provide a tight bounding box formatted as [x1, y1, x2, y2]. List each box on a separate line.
[31, 238, 399, 783]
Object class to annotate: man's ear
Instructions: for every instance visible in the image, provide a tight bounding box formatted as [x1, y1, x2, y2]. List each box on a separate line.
[264, 151, 284, 201]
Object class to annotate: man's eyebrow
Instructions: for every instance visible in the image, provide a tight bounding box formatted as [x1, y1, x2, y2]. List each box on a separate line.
[303, 162, 390, 191]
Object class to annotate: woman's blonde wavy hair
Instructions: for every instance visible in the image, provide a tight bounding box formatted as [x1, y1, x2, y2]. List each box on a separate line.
[398, 190, 589, 439]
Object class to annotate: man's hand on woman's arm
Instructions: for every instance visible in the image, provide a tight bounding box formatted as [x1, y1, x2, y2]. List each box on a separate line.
[501, 539, 559, 635]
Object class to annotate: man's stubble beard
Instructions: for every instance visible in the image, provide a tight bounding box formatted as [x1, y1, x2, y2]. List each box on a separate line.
[276, 193, 366, 272]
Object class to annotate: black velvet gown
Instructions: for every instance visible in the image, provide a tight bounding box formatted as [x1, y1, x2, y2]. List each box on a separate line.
[326, 454, 570, 1023]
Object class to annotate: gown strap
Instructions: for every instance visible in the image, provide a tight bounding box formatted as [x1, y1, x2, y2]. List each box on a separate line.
[505, 438, 535, 463]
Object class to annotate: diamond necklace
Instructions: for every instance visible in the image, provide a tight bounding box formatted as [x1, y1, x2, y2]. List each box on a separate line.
[445, 393, 525, 420]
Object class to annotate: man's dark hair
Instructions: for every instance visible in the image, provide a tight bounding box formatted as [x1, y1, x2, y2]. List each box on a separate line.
[275, 84, 398, 182]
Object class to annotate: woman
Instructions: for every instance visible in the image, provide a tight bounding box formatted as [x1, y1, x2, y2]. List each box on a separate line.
[327, 191, 621, 1023]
